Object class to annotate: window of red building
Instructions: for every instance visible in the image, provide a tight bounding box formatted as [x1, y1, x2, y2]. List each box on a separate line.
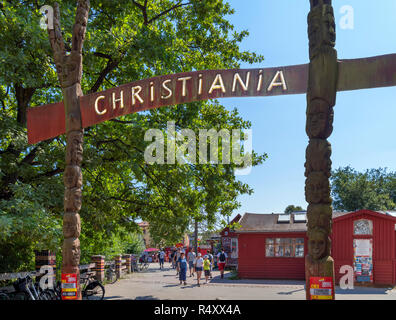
[265, 238, 304, 258]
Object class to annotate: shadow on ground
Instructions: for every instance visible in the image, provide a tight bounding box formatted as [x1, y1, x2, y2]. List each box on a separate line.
[135, 295, 160, 300]
[209, 274, 305, 286]
[104, 296, 133, 300]
[335, 286, 394, 295]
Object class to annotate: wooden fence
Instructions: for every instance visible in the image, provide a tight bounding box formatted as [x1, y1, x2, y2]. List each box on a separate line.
[0, 253, 137, 289]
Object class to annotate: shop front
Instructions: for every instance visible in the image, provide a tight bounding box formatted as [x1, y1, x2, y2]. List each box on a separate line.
[237, 210, 396, 285]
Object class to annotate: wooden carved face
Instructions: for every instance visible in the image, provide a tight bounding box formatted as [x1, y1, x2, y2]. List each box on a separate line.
[305, 172, 331, 204]
[306, 100, 333, 138]
[308, 5, 336, 58]
[63, 213, 81, 238]
[63, 238, 80, 266]
[56, 51, 82, 88]
[307, 204, 332, 230]
[308, 228, 329, 260]
[305, 139, 332, 177]
[63, 166, 82, 188]
[64, 188, 82, 212]
[66, 131, 83, 165]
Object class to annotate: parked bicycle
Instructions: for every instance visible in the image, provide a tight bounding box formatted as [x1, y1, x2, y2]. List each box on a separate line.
[0, 274, 50, 300]
[80, 272, 105, 300]
[138, 259, 149, 272]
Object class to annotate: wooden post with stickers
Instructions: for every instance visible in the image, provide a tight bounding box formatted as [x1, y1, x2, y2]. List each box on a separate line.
[30, 0, 396, 301]
[45, 0, 90, 300]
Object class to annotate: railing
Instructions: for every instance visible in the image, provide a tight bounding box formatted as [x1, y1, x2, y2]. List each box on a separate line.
[0, 252, 138, 290]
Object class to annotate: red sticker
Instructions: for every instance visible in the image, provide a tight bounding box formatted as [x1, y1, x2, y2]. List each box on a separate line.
[309, 277, 334, 300]
[61, 273, 78, 300]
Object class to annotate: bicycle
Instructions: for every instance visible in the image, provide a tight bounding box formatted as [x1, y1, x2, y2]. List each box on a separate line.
[137, 258, 149, 272]
[80, 272, 105, 300]
[8, 274, 49, 300]
[131, 259, 139, 272]
[105, 263, 118, 284]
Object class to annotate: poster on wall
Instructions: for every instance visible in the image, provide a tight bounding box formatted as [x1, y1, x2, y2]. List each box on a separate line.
[231, 238, 238, 259]
[222, 237, 231, 252]
[353, 239, 373, 283]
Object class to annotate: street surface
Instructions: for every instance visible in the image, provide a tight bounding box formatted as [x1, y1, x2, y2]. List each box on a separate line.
[104, 262, 396, 300]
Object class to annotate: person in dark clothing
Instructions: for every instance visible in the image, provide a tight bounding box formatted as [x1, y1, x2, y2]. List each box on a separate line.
[178, 252, 188, 285]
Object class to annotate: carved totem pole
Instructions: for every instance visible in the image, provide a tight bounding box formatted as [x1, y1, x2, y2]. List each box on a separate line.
[47, 1, 90, 300]
[305, 0, 337, 299]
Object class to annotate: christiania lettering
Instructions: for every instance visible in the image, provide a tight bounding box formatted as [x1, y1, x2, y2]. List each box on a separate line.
[92, 70, 288, 117]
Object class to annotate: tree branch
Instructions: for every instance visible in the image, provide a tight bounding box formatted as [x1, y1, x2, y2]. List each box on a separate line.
[148, 2, 192, 25]
[132, 0, 148, 25]
[88, 58, 120, 93]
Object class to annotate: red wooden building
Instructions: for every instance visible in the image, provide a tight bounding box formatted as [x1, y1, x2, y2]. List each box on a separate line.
[237, 210, 396, 285]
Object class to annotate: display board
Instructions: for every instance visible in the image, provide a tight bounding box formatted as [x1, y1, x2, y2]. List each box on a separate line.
[353, 239, 373, 283]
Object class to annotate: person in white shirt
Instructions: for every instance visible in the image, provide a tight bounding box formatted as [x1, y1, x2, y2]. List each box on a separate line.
[194, 253, 204, 287]
[158, 249, 165, 269]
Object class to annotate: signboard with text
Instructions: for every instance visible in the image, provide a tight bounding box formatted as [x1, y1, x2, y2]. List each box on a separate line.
[309, 277, 334, 300]
[61, 273, 78, 300]
[26, 53, 396, 145]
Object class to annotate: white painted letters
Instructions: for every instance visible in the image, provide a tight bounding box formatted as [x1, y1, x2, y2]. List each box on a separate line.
[112, 91, 124, 109]
[161, 80, 173, 99]
[177, 77, 192, 97]
[132, 86, 144, 105]
[94, 95, 106, 115]
[232, 72, 250, 92]
[267, 70, 287, 92]
[209, 74, 226, 94]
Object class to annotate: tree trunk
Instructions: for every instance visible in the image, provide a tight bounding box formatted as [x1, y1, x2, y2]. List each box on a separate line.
[194, 219, 198, 255]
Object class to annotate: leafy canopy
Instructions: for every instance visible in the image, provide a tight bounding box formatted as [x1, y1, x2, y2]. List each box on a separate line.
[330, 166, 396, 212]
[0, 0, 266, 271]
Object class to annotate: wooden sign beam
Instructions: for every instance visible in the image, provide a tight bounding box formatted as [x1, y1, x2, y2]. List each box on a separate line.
[27, 53, 396, 145]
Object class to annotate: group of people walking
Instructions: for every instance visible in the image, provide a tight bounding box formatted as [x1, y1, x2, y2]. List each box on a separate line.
[166, 247, 228, 286]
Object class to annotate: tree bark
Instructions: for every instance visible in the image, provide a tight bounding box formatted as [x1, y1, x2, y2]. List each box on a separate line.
[47, 0, 90, 300]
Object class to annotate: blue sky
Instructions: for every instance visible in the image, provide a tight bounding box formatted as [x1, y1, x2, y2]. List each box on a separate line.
[221, 0, 396, 218]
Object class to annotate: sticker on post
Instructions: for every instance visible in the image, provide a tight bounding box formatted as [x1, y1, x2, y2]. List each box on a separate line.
[309, 277, 334, 300]
[61, 273, 78, 300]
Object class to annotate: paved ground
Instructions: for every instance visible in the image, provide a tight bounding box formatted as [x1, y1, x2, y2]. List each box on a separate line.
[104, 262, 396, 300]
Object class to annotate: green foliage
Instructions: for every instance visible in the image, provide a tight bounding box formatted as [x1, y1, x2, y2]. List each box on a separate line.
[284, 205, 304, 214]
[0, 0, 266, 272]
[331, 166, 396, 212]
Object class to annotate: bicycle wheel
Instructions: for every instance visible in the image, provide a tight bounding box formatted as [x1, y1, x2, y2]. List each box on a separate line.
[105, 268, 117, 284]
[42, 289, 59, 300]
[38, 290, 51, 300]
[83, 281, 105, 300]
